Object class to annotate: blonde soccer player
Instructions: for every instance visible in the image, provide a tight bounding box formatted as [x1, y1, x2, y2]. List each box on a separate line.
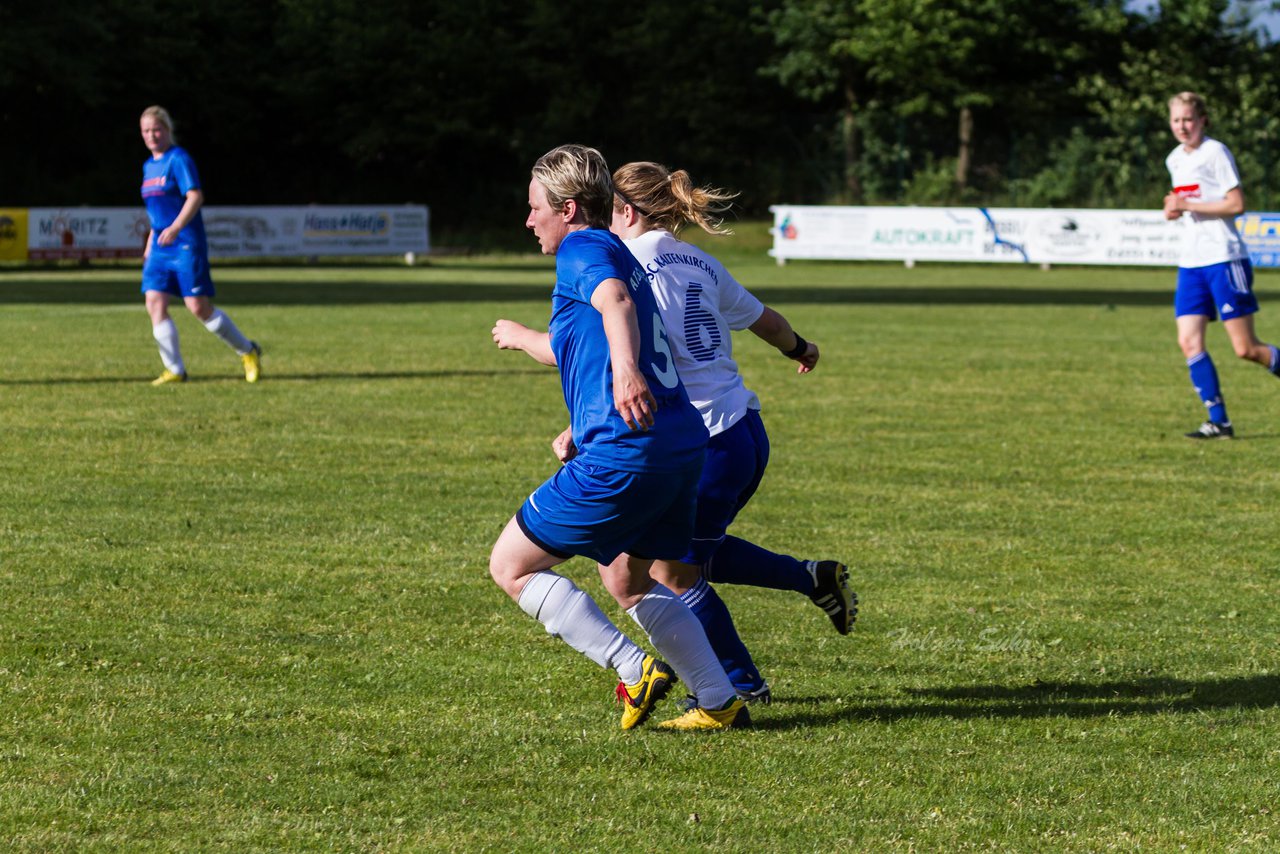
[139, 105, 261, 385]
[495, 161, 856, 708]
[1164, 91, 1280, 438]
[487, 145, 748, 731]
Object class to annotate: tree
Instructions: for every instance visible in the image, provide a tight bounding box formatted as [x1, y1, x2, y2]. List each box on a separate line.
[760, 1, 869, 202]
[1071, 0, 1280, 207]
[761, 0, 1130, 203]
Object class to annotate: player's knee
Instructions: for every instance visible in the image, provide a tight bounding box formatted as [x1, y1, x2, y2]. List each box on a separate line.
[649, 559, 697, 595]
[598, 557, 652, 608]
[488, 554, 522, 598]
[1231, 341, 1258, 361]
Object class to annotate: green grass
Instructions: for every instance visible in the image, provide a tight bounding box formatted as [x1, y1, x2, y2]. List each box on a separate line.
[3, 242, 1280, 851]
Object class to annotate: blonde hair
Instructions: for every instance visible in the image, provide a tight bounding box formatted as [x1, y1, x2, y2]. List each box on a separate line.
[140, 105, 177, 141]
[612, 162, 738, 236]
[1169, 91, 1209, 121]
[531, 144, 613, 228]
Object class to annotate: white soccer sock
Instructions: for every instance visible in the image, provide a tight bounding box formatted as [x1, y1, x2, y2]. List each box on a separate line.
[518, 571, 646, 681]
[627, 583, 736, 709]
[152, 318, 185, 375]
[202, 308, 253, 354]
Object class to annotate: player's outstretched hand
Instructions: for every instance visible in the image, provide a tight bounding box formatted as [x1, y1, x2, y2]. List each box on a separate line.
[1163, 192, 1184, 221]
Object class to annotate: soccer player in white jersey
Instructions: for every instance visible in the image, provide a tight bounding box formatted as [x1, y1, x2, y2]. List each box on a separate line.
[494, 161, 855, 705]
[1164, 91, 1280, 439]
[488, 145, 748, 731]
[610, 162, 855, 703]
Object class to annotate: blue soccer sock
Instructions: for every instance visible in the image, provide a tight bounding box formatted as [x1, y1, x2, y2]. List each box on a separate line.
[679, 577, 763, 694]
[1267, 344, 1280, 376]
[704, 535, 814, 596]
[1187, 351, 1229, 423]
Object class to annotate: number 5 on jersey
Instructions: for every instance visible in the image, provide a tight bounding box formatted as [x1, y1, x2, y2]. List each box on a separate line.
[649, 311, 680, 389]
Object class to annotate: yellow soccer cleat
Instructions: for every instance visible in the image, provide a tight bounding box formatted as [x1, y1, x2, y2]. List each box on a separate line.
[241, 342, 262, 383]
[616, 655, 676, 730]
[657, 697, 751, 731]
[151, 369, 188, 386]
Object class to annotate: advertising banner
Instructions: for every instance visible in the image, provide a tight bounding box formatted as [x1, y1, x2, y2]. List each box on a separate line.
[203, 205, 429, 257]
[772, 206, 992, 263]
[770, 205, 1279, 268]
[0, 208, 28, 261]
[27, 207, 151, 260]
[21, 205, 429, 260]
[1238, 212, 1280, 267]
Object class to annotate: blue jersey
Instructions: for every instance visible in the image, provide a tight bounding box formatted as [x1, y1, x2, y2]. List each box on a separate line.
[141, 146, 206, 248]
[549, 228, 706, 473]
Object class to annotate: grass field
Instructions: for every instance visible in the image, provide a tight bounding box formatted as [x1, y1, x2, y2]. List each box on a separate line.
[3, 229, 1279, 851]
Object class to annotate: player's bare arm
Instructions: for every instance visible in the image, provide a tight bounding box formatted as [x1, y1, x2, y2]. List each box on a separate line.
[749, 306, 819, 373]
[492, 319, 556, 366]
[591, 278, 656, 430]
[158, 189, 203, 246]
[1166, 186, 1245, 220]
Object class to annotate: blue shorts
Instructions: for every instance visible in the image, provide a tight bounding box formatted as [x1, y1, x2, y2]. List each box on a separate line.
[517, 456, 703, 565]
[141, 243, 215, 299]
[1174, 259, 1256, 321]
[681, 409, 769, 565]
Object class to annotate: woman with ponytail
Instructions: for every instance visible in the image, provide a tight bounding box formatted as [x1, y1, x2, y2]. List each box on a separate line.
[494, 162, 857, 705]
[603, 161, 856, 703]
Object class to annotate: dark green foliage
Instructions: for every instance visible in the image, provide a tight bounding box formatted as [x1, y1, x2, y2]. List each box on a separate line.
[2, 1, 1279, 238]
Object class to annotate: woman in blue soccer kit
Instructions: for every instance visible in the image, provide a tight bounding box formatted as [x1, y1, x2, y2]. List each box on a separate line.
[1163, 91, 1280, 438]
[139, 105, 261, 385]
[495, 161, 856, 705]
[487, 144, 748, 731]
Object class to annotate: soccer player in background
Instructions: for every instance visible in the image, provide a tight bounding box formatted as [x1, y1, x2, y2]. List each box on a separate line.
[487, 144, 749, 731]
[139, 105, 261, 385]
[1164, 91, 1280, 438]
[495, 161, 856, 706]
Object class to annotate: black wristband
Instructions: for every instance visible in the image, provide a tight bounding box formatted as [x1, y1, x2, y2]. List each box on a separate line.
[782, 333, 808, 359]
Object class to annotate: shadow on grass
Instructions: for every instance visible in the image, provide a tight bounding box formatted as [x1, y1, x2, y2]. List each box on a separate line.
[0, 368, 545, 386]
[758, 674, 1280, 729]
[0, 280, 551, 306]
[7, 278, 1280, 308]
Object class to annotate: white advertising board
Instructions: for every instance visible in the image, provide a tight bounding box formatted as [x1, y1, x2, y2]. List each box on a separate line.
[28, 207, 151, 260]
[25, 205, 429, 260]
[770, 205, 1280, 268]
[203, 206, 429, 257]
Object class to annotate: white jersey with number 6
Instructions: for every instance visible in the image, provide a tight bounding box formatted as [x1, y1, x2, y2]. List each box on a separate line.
[624, 229, 766, 437]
